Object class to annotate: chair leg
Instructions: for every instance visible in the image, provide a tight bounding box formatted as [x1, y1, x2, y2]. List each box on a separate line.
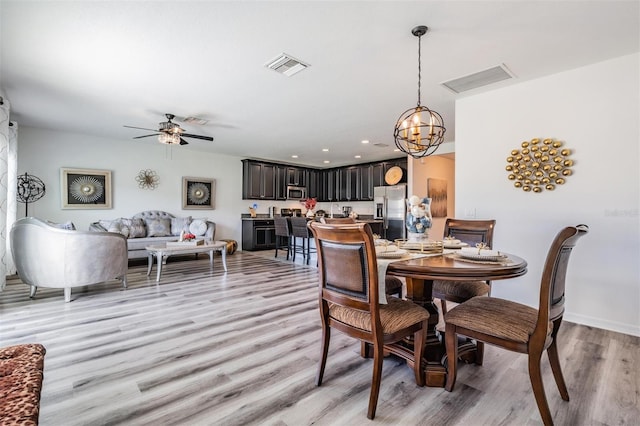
[367, 343, 384, 420]
[444, 322, 459, 392]
[64, 287, 72, 303]
[440, 298, 448, 316]
[316, 325, 331, 386]
[413, 321, 427, 387]
[528, 350, 554, 426]
[547, 318, 569, 401]
[475, 341, 485, 366]
[292, 238, 297, 262]
[29, 285, 38, 298]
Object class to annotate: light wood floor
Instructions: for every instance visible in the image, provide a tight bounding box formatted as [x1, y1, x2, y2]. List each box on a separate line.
[1, 251, 638, 426]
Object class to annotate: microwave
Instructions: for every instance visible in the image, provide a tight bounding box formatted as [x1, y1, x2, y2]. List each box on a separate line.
[286, 185, 307, 200]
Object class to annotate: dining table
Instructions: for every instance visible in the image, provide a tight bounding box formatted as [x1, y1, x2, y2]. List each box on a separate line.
[382, 250, 528, 387]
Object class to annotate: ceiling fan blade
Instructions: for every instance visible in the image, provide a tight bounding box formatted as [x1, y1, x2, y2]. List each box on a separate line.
[182, 133, 214, 141]
[124, 125, 160, 132]
[133, 134, 159, 139]
[179, 138, 189, 145]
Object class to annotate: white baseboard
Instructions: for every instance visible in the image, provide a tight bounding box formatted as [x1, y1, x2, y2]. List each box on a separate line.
[564, 312, 640, 337]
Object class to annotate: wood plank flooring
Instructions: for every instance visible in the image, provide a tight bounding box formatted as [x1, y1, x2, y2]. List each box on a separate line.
[1, 251, 638, 426]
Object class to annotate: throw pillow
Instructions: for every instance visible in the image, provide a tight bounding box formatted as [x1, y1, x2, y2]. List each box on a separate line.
[98, 219, 113, 230]
[46, 220, 76, 230]
[171, 216, 192, 236]
[145, 218, 171, 237]
[189, 219, 207, 236]
[128, 218, 147, 238]
[106, 219, 130, 238]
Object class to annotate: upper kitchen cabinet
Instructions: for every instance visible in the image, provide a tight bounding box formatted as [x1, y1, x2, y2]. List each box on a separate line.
[275, 165, 287, 200]
[306, 169, 321, 199]
[242, 160, 276, 200]
[337, 166, 360, 201]
[286, 167, 306, 187]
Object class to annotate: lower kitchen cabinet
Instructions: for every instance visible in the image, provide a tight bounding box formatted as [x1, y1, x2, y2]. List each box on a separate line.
[242, 219, 276, 251]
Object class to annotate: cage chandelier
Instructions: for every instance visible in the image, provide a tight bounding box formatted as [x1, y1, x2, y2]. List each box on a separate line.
[393, 25, 446, 158]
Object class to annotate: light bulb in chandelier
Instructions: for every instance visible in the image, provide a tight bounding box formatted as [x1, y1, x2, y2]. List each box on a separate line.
[158, 133, 181, 145]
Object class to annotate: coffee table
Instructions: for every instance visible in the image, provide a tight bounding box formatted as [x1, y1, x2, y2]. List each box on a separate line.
[145, 241, 228, 282]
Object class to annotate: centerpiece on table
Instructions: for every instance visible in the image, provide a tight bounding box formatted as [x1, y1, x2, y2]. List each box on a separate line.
[405, 195, 432, 241]
[301, 197, 317, 218]
[168, 231, 205, 247]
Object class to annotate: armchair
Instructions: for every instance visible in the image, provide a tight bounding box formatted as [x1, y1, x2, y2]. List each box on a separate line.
[10, 217, 128, 302]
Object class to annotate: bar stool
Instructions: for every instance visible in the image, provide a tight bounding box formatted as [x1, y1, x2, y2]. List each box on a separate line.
[290, 217, 316, 265]
[274, 216, 293, 260]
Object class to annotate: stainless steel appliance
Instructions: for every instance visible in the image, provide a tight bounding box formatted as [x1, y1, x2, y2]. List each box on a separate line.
[341, 206, 352, 217]
[373, 185, 407, 240]
[280, 208, 302, 217]
[286, 186, 307, 200]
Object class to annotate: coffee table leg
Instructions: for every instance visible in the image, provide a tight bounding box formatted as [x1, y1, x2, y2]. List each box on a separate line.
[156, 253, 163, 282]
[208, 250, 214, 267]
[221, 248, 227, 271]
[147, 252, 154, 276]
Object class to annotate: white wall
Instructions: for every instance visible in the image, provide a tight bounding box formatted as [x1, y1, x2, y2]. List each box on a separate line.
[456, 53, 640, 336]
[17, 127, 247, 244]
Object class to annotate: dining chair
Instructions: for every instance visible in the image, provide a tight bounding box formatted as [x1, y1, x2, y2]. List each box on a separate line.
[290, 216, 316, 265]
[433, 219, 496, 313]
[320, 217, 403, 297]
[274, 216, 293, 260]
[444, 224, 588, 426]
[308, 221, 429, 419]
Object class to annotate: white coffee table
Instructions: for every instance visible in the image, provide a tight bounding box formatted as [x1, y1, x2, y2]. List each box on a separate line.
[145, 241, 228, 282]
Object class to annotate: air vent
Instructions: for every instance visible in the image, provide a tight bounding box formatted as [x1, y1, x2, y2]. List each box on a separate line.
[373, 143, 389, 148]
[266, 53, 309, 77]
[441, 64, 514, 94]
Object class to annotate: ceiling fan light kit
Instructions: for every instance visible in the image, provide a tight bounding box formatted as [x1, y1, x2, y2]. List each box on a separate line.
[124, 113, 214, 146]
[393, 25, 446, 159]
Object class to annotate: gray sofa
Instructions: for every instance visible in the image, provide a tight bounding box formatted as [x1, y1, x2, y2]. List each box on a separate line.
[89, 210, 216, 259]
[10, 217, 128, 302]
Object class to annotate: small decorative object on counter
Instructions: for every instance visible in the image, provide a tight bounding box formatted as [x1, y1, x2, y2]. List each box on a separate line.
[405, 195, 432, 241]
[301, 197, 317, 217]
[249, 203, 258, 218]
[349, 211, 358, 219]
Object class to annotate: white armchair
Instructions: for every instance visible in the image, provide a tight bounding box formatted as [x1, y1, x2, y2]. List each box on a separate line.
[10, 217, 128, 302]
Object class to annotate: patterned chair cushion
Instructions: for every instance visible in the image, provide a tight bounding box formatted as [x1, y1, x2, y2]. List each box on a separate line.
[0, 343, 46, 425]
[329, 297, 429, 335]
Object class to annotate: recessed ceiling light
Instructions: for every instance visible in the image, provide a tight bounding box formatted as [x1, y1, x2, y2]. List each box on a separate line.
[354, 155, 361, 159]
[361, 140, 370, 144]
[322, 148, 329, 152]
[291, 155, 298, 158]
[323, 160, 330, 164]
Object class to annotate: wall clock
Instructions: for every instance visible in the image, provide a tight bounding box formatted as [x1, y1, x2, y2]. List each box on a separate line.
[506, 138, 573, 193]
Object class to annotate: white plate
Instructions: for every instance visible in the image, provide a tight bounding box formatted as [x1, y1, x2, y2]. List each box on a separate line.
[376, 249, 408, 259]
[443, 242, 469, 249]
[458, 252, 507, 262]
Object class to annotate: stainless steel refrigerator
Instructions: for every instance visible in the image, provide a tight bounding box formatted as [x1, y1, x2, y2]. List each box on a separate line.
[373, 185, 407, 241]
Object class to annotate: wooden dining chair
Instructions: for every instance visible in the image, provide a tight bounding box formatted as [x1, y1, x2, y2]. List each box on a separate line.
[308, 221, 429, 420]
[320, 217, 403, 297]
[274, 216, 292, 260]
[444, 224, 588, 426]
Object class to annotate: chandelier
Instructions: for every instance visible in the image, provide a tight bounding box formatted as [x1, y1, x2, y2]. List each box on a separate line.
[393, 25, 446, 158]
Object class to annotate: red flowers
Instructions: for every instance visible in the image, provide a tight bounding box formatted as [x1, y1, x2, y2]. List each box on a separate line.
[301, 197, 317, 210]
[183, 233, 196, 241]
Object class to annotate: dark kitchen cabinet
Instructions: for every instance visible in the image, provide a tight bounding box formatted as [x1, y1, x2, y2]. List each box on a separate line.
[307, 169, 321, 199]
[337, 166, 360, 201]
[242, 219, 276, 251]
[286, 167, 306, 187]
[359, 164, 374, 201]
[372, 162, 385, 188]
[242, 160, 276, 200]
[275, 165, 287, 200]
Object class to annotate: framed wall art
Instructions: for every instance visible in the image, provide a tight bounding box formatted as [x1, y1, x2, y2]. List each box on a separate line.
[61, 168, 112, 209]
[427, 178, 447, 217]
[182, 177, 215, 209]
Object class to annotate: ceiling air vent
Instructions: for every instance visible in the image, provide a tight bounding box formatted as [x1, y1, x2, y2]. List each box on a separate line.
[441, 64, 514, 94]
[266, 53, 309, 77]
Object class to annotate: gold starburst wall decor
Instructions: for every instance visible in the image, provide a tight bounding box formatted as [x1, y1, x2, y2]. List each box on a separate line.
[506, 138, 574, 193]
[136, 169, 159, 190]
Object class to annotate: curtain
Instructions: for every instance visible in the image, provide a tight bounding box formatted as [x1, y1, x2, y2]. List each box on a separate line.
[0, 98, 17, 290]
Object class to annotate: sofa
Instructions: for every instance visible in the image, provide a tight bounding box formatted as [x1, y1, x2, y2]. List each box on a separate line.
[10, 217, 128, 302]
[89, 210, 216, 259]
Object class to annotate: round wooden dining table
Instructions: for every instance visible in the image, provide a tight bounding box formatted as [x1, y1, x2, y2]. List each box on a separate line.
[385, 252, 528, 387]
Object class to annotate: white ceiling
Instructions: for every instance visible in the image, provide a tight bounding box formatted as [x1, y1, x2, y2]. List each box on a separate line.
[1, 1, 638, 168]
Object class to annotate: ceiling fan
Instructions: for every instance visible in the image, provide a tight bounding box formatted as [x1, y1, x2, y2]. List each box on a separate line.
[124, 113, 214, 145]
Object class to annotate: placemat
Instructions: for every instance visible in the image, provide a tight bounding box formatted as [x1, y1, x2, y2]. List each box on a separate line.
[447, 252, 515, 266]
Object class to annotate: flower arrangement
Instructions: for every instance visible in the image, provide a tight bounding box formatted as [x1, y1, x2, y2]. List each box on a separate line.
[181, 232, 196, 242]
[405, 195, 432, 237]
[301, 197, 317, 211]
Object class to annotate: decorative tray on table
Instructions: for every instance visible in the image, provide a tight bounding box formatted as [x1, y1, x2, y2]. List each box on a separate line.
[457, 247, 507, 262]
[394, 239, 443, 254]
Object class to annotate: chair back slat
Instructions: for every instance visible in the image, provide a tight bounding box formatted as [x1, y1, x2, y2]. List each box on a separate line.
[290, 217, 311, 238]
[274, 216, 291, 237]
[535, 224, 588, 336]
[310, 222, 379, 312]
[444, 219, 495, 247]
